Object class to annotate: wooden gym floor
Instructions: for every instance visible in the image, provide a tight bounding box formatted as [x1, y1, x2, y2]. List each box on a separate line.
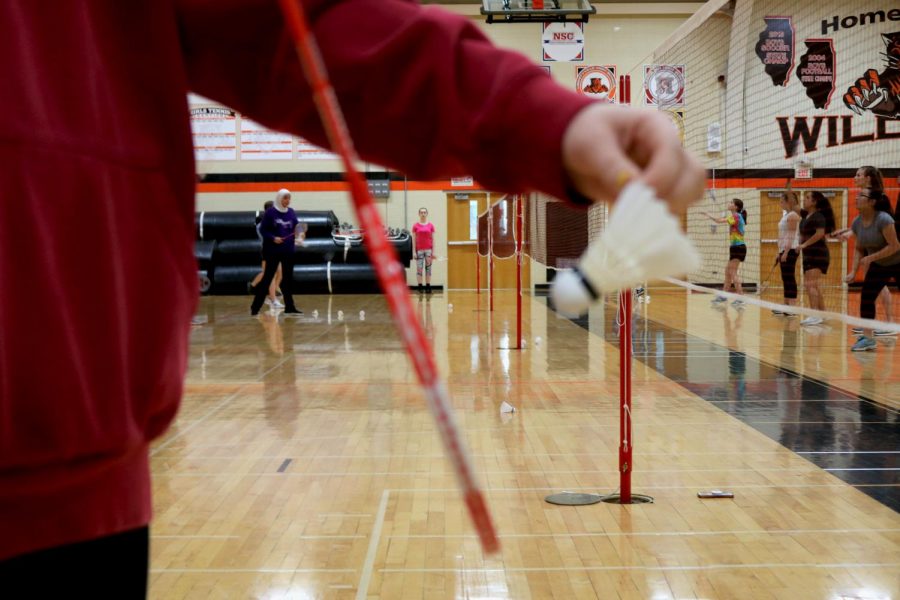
[149, 290, 899, 599]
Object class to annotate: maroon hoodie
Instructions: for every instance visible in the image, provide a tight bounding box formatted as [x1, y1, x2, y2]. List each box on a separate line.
[0, 0, 591, 560]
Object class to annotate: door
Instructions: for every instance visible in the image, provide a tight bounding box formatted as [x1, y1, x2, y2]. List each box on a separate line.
[447, 193, 487, 289]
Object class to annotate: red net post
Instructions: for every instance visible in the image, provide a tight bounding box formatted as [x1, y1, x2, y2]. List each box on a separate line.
[515, 195, 523, 349]
[618, 290, 633, 504]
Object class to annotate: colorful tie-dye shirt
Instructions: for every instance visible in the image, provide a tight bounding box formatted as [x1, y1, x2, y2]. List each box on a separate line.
[726, 212, 745, 246]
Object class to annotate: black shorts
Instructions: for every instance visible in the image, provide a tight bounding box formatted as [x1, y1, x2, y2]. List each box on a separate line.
[729, 245, 747, 262]
[802, 247, 829, 274]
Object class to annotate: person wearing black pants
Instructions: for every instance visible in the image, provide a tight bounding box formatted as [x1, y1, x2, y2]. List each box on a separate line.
[846, 188, 900, 351]
[251, 189, 304, 316]
[0, 527, 148, 598]
[774, 191, 801, 315]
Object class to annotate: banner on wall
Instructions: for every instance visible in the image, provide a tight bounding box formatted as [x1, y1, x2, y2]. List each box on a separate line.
[240, 118, 293, 160]
[576, 66, 616, 101]
[798, 39, 836, 109]
[296, 138, 337, 160]
[842, 30, 900, 119]
[542, 23, 584, 62]
[643, 65, 685, 107]
[756, 16, 796, 86]
[190, 107, 237, 161]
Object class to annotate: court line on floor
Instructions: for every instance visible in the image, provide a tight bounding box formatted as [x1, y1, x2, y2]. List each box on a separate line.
[388, 527, 900, 539]
[149, 568, 356, 574]
[378, 562, 900, 574]
[150, 466, 890, 476]
[356, 490, 389, 600]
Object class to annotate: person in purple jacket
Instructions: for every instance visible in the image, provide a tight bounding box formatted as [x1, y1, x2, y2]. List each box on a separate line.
[251, 189, 303, 316]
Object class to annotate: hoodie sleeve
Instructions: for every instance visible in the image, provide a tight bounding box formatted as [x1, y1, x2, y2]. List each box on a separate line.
[175, 0, 592, 202]
[259, 208, 277, 241]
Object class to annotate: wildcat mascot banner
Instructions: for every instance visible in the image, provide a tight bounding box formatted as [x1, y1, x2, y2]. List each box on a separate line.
[727, 1, 900, 167]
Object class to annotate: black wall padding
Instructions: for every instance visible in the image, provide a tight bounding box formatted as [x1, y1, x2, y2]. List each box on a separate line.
[215, 239, 263, 266]
[294, 211, 339, 237]
[198, 210, 339, 240]
[294, 237, 413, 264]
[211, 264, 382, 295]
[194, 240, 216, 269]
[199, 211, 258, 241]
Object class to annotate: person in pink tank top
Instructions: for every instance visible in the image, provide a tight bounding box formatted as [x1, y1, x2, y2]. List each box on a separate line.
[412, 207, 436, 294]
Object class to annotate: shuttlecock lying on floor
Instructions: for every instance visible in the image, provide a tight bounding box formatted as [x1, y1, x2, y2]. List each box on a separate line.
[551, 181, 700, 316]
[500, 401, 516, 414]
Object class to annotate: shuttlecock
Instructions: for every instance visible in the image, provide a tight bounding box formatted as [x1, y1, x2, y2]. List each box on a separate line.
[500, 401, 516, 414]
[447, 303, 453, 313]
[551, 181, 700, 316]
[312, 310, 318, 319]
[337, 310, 344, 321]
[359, 310, 365, 321]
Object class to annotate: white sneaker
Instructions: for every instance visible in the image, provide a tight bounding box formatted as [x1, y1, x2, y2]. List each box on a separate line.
[800, 317, 823, 326]
[264, 297, 273, 307]
[711, 296, 727, 304]
[273, 298, 285, 309]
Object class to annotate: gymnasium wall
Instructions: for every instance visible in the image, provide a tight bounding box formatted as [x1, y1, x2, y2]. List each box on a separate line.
[193, 3, 703, 287]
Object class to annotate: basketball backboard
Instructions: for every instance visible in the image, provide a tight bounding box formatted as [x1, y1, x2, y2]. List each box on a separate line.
[481, 0, 596, 23]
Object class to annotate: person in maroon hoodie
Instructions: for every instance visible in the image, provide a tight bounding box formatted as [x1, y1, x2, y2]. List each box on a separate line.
[0, 0, 704, 595]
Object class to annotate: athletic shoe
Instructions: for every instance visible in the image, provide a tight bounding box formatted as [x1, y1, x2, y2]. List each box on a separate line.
[273, 298, 285, 309]
[874, 330, 897, 337]
[800, 317, 823, 326]
[283, 308, 303, 315]
[711, 296, 727, 304]
[731, 299, 744, 307]
[851, 336, 877, 352]
[634, 287, 645, 297]
[772, 310, 786, 315]
[264, 297, 273, 307]
[851, 327, 863, 334]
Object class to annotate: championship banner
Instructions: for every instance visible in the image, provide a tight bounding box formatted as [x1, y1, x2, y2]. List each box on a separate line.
[755, 16, 796, 86]
[798, 39, 836, 109]
[542, 23, 584, 62]
[190, 107, 237, 161]
[643, 65, 685, 107]
[576, 65, 617, 102]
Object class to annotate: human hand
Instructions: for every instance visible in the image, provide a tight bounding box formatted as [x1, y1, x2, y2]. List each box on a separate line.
[860, 255, 872, 268]
[274, 237, 284, 244]
[844, 272, 856, 284]
[779, 252, 787, 263]
[562, 104, 705, 213]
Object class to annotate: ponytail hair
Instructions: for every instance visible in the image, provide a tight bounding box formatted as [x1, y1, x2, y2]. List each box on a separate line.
[810, 191, 836, 233]
[860, 165, 884, 193]
[732, 198, 747, 225]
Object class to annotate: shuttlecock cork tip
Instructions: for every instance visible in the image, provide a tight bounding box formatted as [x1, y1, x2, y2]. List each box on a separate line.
[551, 270, 593, 316]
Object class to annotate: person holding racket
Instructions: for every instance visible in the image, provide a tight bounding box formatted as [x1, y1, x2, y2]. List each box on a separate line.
[1, 0, 705, 592]
[797, 191, 836, 327]
[703, 199, 748, 308]
[832, 166, 896, 337]
[251, 189, 303, 316]
[772, 191, 801, 315]
[250, 199, 285, 309]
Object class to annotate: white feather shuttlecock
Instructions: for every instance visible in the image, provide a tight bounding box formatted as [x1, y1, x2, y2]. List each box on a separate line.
[551, 181, 700, 316]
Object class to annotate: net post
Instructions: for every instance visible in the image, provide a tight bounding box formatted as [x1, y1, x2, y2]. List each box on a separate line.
[618, 289, 633, 504]
[489, 208, 494, 312]
[516, 195, 523, 349]
[476, 243, 481, 294]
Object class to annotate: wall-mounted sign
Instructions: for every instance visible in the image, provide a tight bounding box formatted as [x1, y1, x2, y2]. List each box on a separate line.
[542, 22, 585, 62]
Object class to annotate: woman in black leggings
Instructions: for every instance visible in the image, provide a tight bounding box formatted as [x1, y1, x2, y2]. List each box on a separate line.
[773, 191, 800, 315]
[845, 188, 900, 351]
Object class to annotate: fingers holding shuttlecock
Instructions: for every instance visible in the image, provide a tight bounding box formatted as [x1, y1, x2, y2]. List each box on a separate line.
[551, 181, 700, 316]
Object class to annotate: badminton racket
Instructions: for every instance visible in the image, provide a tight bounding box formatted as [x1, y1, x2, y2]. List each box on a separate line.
[277, 0, 498, 554]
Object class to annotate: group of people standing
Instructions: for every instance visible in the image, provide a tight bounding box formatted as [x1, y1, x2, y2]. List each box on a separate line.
[706, 166, 899, 352]
[249, 190, 438, 315]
